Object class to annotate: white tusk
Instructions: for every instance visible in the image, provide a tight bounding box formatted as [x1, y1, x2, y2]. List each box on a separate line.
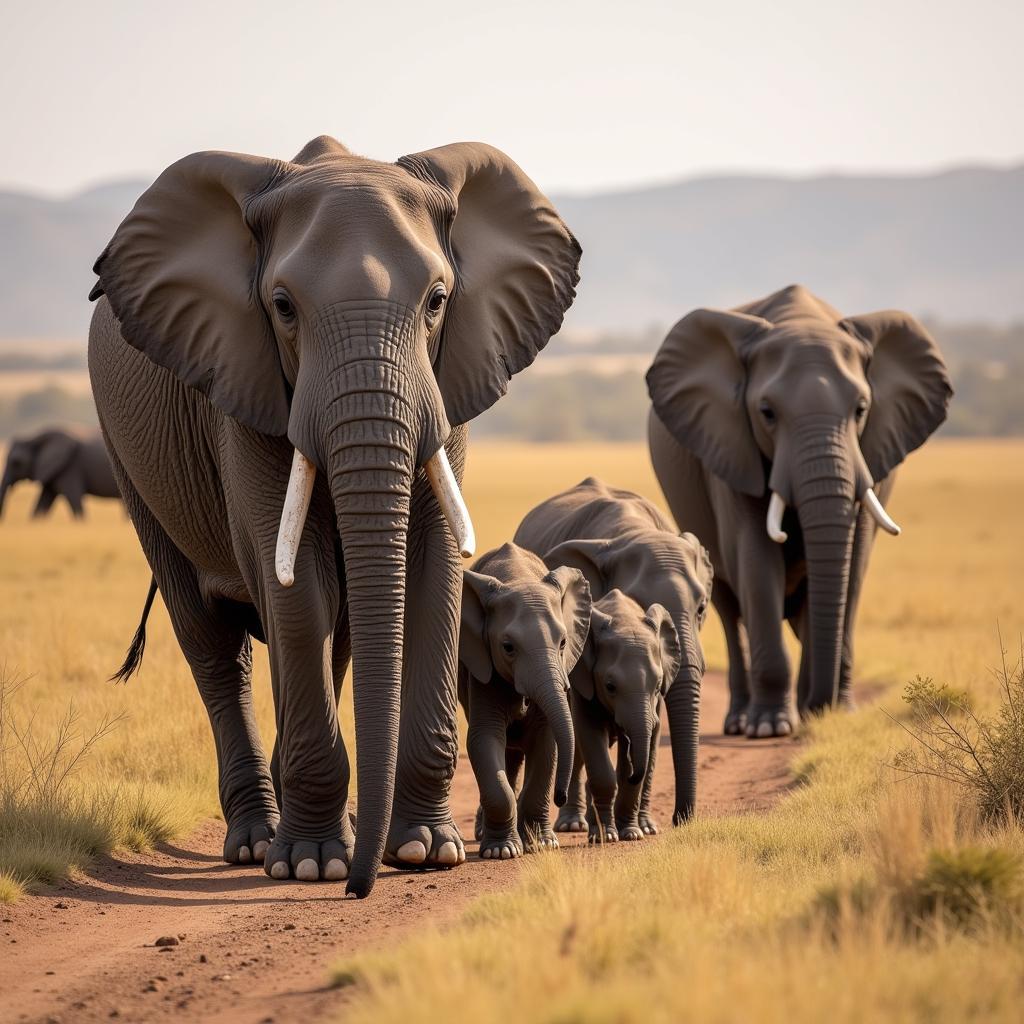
[766, 491, 788, 544]
[863, 487, 901, 536]
[275, 449, 316, 587]
[424, 446, 475, 559]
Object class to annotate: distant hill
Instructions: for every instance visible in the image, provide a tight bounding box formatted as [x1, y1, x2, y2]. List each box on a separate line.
[0, 164, 1022, 339]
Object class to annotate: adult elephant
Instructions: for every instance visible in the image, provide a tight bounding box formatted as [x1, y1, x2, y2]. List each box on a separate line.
[647, 285, 951, 738]
[88, 135, 580, 897]
[0, 429, 120, 518]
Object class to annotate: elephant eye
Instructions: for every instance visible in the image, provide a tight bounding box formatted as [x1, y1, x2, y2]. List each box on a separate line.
[759, 402, 776, 425]
[559, 637, 567, 652]
[501, 639, 515, 657]
[425, 284, 447, 322]
[272, 291, 296, 321]
[855, 399, 869, 421]
[697, 601, 707, 622]
[605, 680, 617, 695]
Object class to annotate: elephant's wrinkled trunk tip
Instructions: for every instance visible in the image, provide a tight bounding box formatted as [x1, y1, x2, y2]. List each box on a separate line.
[424, 444, 475, 558]
[863, 487, 901, 536]
[766, 491, 788, 544]
[275, 448, 317, 587]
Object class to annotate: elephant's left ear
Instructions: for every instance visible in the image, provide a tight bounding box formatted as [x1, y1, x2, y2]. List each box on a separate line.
[839, 311, 953, 483]
[545, 566, 592, 672]
[397, 143, 581, 426]
[644, 604, 682, 693]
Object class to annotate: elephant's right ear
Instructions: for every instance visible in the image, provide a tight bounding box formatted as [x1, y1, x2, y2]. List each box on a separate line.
[90, 151, 291, 436]
[460, 569, 499, 682]
[570, 605, 610, 702]
[646, 308, 771, 497]
[644, 604, 682, 693]
[397, 143, 581, 426]
[545, 566, 592, 672]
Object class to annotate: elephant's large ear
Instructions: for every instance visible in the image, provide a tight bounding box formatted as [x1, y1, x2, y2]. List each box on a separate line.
[542, 539, 609, 598]
[460, 569, 499, 682]
[545, 566, 592, 672]
[646, 308, 771, 497]
[644, 604, 682, 694]
[397, 143, 581, 426]
[34, 432, 78, 485]
[90, 151, 291, 435]
[839, 311, 953, 483]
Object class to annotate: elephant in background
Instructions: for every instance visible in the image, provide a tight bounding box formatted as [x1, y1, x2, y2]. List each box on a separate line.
[647, 284, 952, 738]
[88, 135, 580, 897]
[458, 543, 590, 859]
[567, 589, 680, 844]
[1, 429, 120, 518]
[515, 477, 713, 826]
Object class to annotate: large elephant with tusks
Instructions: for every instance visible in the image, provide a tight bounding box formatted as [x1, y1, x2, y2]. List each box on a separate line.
[88, 136, 580, 896]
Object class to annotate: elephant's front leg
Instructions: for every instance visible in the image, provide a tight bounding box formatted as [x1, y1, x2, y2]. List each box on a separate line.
[553, 745, 587, 834]
[384, 471, 465, 868]
[262, 580, 353, 883]
[32, 484, 57, 517]
[517, 721, 559, 851]
[466, 686, 522, 860]
[579, 723, 618, 845]
[614, 736, 646, 841]
[637, 712, 661, 835]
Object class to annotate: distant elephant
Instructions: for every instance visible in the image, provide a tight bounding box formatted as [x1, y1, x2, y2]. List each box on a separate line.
[647, 284, 952, 738]
[87, 135, 580, 897]
[0, 429, 120, 518]
[515, 477, 712, 826]
[458, 543, 590, 859]
[567, 589, 680, 844]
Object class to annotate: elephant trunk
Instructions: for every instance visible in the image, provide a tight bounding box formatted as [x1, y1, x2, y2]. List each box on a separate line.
[792, 417, 857, 712]
[518, 656, 575, 807]
[619, 707, 652, 787]
[664, 608, 703, 823]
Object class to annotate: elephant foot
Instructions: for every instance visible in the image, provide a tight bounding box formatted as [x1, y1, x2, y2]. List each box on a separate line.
[588, 823, 618, 845]
[223, 814, 278, 866]
[723, 707, 748, 735]
[479, 829, 523, 861]
[554, 808, 587, 833]
[744, 703, 796, 739]
[263, 833, 353, 882]
[637, 812, 658, 835]
[519, 820, 558, 852]
[384, 815, 466, 869]
[616, 822, 645, 842]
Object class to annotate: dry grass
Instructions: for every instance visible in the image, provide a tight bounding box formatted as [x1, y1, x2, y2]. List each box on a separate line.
[0, 438, 1020, 926]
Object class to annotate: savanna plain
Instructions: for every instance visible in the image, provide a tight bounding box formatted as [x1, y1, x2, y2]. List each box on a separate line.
[1, 438, 1023, 1023]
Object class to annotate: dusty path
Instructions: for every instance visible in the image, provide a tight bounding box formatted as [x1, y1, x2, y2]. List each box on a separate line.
[1, 673, 796, 1024]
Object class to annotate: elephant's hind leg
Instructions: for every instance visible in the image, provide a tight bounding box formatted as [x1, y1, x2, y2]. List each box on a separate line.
[713, 581, 751, 735]
[114, 471, 278, 865]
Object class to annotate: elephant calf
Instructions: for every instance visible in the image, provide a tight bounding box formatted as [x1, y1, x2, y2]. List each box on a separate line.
[567, 589, 681, 844]
[1, 429, 120, 519]
[458, 542, 590, 859]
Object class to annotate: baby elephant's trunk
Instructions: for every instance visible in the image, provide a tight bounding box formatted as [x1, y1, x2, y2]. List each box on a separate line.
[530, 663, 575, 807]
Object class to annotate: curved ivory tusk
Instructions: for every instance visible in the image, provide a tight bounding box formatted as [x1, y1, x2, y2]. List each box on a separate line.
[766, 491, 788, 544]
[424, 446, 475, 559]
[863, 487, 901, 536]
[275, 449, 316, 587]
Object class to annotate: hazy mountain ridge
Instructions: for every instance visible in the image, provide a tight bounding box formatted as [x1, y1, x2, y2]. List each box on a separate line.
[1, 165, 1021, 339]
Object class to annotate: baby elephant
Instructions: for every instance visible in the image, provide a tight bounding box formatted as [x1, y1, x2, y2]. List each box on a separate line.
[569, 590, 681, 844]
[458, 543, 591, 859]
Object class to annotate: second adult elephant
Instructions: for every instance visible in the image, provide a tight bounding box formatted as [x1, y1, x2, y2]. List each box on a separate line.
[89, 136, 580, 897]
[0, 429, 120, 518]
[647, 284, 951, 738]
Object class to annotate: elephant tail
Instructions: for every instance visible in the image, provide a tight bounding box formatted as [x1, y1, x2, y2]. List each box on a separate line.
[110, 575, 158, 683]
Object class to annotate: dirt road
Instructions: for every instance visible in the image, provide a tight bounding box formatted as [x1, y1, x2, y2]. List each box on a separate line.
[1, 673, 796, 1024]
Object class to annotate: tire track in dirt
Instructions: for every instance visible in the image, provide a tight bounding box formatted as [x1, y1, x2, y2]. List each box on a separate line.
[0, 672, 797, 1024]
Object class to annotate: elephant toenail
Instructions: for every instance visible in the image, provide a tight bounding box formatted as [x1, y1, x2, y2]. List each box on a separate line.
[756, 720, 774, 738]
[237, 845, 251, 864]
[396, 840, 428, 864]
[253, 840, 270, 861]
[457, 845, 466, 864]
[436, 842, 459, 865]
[776, 719, 793, 736]
[500, 846, 512, 860]
[295, 859, 319, 882]
[270, 861, 290, 880]
[323, 858, 349, 881]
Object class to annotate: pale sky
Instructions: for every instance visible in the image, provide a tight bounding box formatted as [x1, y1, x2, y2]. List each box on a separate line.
[3, 0, 1022, 196]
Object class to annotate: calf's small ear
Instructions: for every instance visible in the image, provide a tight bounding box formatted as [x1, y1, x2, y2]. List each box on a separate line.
[460, 570, 500, 682]
[645, 604, 682, 694]
[545, 566, 592, 672]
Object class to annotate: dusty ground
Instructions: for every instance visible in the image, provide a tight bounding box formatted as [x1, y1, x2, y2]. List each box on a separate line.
[0, 673, 796, 1024]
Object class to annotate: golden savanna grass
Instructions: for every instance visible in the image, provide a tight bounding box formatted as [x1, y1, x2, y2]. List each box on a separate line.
[1, 437, 1022, 1022]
